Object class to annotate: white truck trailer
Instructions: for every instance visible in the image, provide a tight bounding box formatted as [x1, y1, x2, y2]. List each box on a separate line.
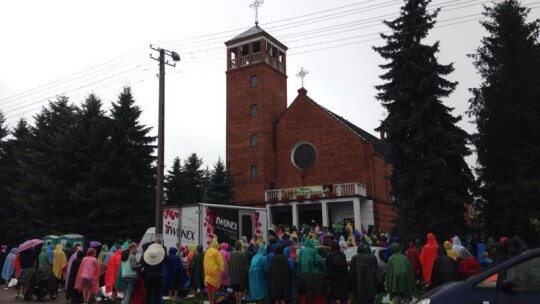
[138, 203, 268, 254]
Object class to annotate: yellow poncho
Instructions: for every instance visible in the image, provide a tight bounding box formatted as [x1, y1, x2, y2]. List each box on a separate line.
[52, 244, 67, 280]
[444, 241, 458, 260]
[203, 239, 224, 288]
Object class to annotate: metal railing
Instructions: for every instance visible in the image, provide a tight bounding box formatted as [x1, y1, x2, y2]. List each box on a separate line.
[265, 183, 367, 202]
[229, 52, 282, 71]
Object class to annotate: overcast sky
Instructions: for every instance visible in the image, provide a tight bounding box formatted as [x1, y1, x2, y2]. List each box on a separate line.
[1, 0, 538, 170]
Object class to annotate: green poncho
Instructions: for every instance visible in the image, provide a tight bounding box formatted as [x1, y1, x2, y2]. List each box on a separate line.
[38, 247, 49, 268]
[189, 247, 205, 289]
[385, 243, 415, 295]
[297, 239, 324, 273]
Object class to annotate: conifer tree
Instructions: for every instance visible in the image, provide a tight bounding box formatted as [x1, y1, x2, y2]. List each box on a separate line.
[468, 0, 540, 243]
[3, 118, 32, 243]
[103, 87, 155, 240]
[181, 153, 206, 206]
[204, 157, 235, 205]
[0, 111, 11, 241]
[374, 0, 474, 242]
[164, 157, 185, 206]
[14, 96, 80, 236]
[70, 94, 112, 241]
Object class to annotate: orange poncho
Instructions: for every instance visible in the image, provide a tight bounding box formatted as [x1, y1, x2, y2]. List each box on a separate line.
[104, 249, 123, 293]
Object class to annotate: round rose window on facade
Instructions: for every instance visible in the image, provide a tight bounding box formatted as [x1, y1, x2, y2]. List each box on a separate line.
[292, 142, 316, 169]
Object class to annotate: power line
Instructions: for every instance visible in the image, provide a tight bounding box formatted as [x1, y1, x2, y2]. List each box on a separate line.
[2, 0, 538, 125]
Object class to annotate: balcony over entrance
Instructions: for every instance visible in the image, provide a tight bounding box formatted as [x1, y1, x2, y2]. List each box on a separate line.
[264, 183, 367, 203]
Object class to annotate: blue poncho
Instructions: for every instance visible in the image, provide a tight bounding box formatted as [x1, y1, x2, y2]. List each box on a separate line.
[2, 248, 17, 282]
[249, 245, 269, 301]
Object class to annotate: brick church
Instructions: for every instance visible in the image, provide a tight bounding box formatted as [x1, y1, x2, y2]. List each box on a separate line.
[224, 24, 396, 233]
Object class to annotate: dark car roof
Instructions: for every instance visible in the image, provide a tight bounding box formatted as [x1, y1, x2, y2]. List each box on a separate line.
[422, 247, 540, 300]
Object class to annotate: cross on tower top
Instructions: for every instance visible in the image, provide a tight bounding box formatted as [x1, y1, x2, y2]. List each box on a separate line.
[296, 67, 309, 88]
[250, 0, 264, 26]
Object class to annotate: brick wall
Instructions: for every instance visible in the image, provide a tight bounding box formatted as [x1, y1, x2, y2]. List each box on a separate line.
[226, 62, 287, 206]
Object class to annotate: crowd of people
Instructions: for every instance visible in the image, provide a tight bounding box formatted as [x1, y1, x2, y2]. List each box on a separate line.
[0, 224, 531, 304]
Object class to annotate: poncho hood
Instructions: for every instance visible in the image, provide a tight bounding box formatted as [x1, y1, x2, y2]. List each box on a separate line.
[210, 238, 219, 249]
[427, 233, 438, 247]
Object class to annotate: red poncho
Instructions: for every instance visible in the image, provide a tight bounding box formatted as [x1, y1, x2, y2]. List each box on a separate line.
[405, 241, 422, 278]
[419, 233, 439, 285]
[104, 249, 123, 293]
[459, 257, 480, 278]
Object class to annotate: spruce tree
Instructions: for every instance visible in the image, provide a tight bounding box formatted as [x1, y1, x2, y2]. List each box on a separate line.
[468, 0, 540, 244]
[13, 96, 80, 237]
[4, 118, 32, 244]
[0, 111, 11, 242]
[181, 153, 206, 206]
[164, 157, 185, 206]
[104, 87, 155, 241]
[70, 94, 112, 241]
[374, 0, 474, 242]
[204, 157, 235, 205]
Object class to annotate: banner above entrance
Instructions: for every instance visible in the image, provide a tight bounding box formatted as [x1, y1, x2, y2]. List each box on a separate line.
[291, 185, 324, 196]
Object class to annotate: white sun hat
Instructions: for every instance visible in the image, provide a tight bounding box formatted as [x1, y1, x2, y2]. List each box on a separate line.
[143, 243, 165, 265]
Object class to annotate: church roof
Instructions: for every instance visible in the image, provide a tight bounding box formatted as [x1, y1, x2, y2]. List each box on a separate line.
[225, 25, 288, 50]
[228, 25, 265, 42]
[324, 108, 389, 156]
[296, 89, 389, 156]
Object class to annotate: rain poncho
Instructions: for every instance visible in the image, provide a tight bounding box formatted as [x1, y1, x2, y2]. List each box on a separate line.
[66, 251, 84, 303]
[38, 246, 49, 268]
[65, 247, 82, 289]
[47, 243, 54, 264]
[269, 246, 292, 303]
[325, 241, 350, 301]
[431, 245, 459, 287]
[1, 248, 17, 282]
[189, 245, 205, 289]
[97, 245, 108, 266]
[164, 247, 183, 290]
[104, 248, 123, 293]
[452, 236, 473, 259]
[385, 243, 415, 297]
[219, 242, 231, 286]
[283, 246, 297, 297]
[203, 239, 224, 288]
[419, 232, 439, 285]
[350, 245, 376, 304]
[75, 249, 100, 295]
[444, 241, 458, 260]
[249, 244, 269, 301]
[52, 244, 67, 280]
[297, 239, 324, 273]
[405, 241, 422, 278]
[230, 246, 249, 291]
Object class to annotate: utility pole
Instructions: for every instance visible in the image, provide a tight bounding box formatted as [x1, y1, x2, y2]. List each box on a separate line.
[150, 45, 180, 239]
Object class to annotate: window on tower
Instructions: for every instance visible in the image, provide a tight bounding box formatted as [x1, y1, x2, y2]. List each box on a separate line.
[251, 165, 258, 178]
[251, 134, 258, 147]
[251, 104, 258, 117]
[251, 75, 257, 87]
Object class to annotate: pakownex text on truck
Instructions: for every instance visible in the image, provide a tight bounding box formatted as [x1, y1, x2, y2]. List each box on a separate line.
[137, 203, 268, 260]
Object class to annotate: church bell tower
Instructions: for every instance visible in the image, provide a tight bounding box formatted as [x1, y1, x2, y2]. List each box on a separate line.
[225, 22, 288, 205]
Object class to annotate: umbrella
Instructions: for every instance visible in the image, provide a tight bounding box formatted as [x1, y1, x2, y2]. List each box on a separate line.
[16, 239, 44, 253]
[89, 240, 102, 248]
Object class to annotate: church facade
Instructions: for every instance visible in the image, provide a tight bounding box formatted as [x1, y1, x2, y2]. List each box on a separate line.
[224, 25, 396, 233]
